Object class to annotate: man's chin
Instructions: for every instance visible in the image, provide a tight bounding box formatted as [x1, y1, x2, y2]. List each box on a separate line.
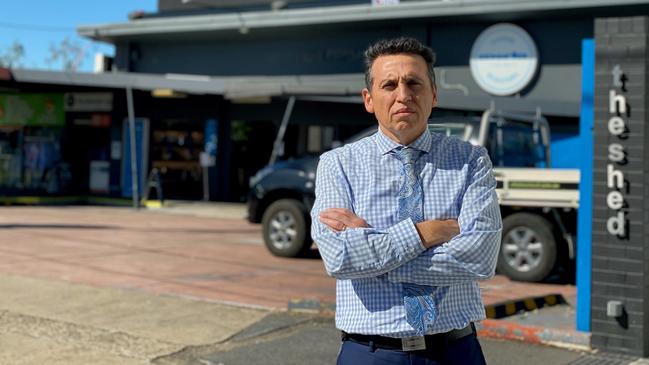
[394, 118, 416, 129]
[393, 119, 423, 130]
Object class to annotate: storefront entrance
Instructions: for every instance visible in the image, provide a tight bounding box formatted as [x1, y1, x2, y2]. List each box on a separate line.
[150, 118, 204, 200]
[228, 120, 276, 202]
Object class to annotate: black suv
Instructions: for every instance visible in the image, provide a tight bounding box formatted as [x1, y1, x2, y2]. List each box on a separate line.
[247, 154, 318, 257]
[247, 127, 376, 257]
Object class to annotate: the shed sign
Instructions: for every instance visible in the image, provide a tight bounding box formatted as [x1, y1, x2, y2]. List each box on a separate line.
[606, 64, 629, 238]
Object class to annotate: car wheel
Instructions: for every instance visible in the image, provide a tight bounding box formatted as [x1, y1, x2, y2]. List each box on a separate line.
[262, 199, 312, 257]
[497, 213, 557, 282]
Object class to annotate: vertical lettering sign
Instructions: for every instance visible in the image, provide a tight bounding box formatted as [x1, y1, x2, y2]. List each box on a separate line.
[591, 16, 649, 357]
[606, 64, 628, 237]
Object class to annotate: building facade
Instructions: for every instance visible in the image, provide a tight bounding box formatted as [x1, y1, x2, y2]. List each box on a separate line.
[4, 0, 649, 202]
[76, 0, 649, 202]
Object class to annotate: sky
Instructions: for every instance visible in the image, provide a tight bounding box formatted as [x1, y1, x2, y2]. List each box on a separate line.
[1, 0, 157, 72]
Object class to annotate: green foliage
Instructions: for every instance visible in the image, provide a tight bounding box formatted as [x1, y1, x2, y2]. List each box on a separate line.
[45, 37, 85, 72]
[0, 41, 25, 68]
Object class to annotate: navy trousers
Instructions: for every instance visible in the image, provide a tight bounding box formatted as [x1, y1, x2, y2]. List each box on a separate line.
[336, 332, 487, 365]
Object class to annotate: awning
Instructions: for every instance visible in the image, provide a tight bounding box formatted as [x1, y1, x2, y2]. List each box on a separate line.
[3, 68, 580, 116]
[8, 68, 227, 95]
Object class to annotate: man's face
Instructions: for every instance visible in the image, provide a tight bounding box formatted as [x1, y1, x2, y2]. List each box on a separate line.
[362, 53, 437, 145]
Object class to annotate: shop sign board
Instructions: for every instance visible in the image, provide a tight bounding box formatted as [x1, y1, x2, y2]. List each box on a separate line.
[470, 23, 539, 96]
[605, 68, 628, 237]
[0, 94, 64, 126]
[64, 92, 113, 112]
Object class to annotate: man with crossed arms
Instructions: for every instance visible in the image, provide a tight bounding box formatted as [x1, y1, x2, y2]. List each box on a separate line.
[311, 37, 502, 364]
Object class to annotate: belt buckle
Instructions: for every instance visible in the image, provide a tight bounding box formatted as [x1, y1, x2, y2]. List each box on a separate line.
[401, 335, 426, 351]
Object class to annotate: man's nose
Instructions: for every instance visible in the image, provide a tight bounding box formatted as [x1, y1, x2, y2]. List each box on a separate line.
[396, 83, 412, 102]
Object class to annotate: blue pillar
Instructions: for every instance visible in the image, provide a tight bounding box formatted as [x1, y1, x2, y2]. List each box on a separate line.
[576, 38, 594, 332]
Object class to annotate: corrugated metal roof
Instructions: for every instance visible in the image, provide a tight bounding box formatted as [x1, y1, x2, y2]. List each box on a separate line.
[9, 68, 227, 94]
[8, 68, 363, 97]
[78, 0, 649, 42]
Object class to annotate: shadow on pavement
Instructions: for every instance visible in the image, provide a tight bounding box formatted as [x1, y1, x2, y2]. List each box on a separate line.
[0, 224, 116, 230]
[0, 223, 259, 236]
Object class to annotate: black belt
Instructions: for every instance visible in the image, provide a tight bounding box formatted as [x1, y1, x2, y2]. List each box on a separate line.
[341, 323, 476, 352]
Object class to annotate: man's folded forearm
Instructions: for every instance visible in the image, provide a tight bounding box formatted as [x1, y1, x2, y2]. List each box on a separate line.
[313, 219, 425, 279]
[386, 229, 502, 286]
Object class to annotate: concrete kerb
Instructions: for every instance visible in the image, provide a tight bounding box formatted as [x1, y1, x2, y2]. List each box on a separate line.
[477, 320, 591, 352]
[484, 293, 567, 319]
[0, 197, 247, 220]
[143, 200, 248, 220]
[478, 293, 591, 350]
[288, 298, 336, 317]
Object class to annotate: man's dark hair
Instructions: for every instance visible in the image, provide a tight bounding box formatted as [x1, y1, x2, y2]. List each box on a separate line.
[363, 37, 437, 90]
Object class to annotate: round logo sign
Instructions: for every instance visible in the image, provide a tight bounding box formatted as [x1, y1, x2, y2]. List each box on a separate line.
[470, 23, 539, 96]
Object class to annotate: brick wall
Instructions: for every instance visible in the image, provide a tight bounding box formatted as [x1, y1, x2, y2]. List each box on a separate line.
[592, 16, 649, 357]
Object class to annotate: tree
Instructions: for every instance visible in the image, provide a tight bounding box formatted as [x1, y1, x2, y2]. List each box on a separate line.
[45, 37, 86, 72]
[0, 41, 25, 68]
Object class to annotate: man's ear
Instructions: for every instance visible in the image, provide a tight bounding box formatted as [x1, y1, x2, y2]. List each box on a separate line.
[362, 88, 374, 113]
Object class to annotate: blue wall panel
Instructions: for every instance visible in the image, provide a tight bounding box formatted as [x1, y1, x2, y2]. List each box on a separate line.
[550, 133, 581, 168]
[576, 38, 594, 332]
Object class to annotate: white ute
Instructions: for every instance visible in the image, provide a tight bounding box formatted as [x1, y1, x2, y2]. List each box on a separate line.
[430, 109, 580, 282]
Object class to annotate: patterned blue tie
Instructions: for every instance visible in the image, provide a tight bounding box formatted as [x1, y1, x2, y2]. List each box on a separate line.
[393, 147, 437, 336]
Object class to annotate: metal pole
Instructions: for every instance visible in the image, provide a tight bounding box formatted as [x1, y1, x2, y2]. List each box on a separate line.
[126, 86, 140, 209]
[202, 165, 209, 201]
[269, 96, 296, 166]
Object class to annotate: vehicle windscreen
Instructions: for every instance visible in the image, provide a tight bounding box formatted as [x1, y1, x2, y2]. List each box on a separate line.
[427, 123, 470, 139]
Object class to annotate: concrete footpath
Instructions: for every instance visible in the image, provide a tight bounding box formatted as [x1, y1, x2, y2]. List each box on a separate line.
[2, 273, 648, 365]
[0, 274, 269, 365]
[0, 273, 578, 365]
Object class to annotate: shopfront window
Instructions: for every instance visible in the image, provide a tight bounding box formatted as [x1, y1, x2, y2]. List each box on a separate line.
[23, 128, 67, 193]
[0, 93, 69, 194]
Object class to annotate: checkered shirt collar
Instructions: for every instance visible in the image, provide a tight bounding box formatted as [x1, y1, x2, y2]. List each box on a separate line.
[374, 126, 433, 156]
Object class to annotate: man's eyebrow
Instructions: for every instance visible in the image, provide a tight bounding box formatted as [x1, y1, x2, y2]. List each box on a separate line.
[376, 74, 426, 86]
[378, 77, 397, 85]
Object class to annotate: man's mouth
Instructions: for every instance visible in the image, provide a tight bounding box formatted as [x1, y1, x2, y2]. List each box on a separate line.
[394, 108, 415, 115]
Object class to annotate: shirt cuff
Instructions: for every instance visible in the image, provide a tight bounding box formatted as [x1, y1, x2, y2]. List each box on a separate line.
[387, 218, 426, 260]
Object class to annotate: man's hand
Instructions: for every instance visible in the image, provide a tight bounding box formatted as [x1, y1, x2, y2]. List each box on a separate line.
[319, 208, 458, 247]
[319, 208, 369, 232]
[415, 220, 460, 248]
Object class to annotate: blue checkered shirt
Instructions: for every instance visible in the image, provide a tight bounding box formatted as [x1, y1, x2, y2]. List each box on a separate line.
[311, 128, 502, 338]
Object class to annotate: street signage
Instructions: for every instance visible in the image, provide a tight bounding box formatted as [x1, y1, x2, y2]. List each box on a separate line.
[470, 23, 539, 96]
[64, 92, 113, 112]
